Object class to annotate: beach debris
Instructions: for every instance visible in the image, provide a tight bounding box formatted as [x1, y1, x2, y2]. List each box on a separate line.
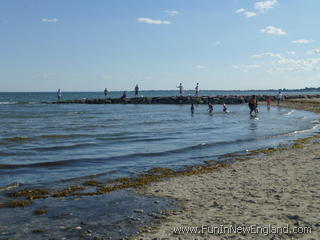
[133, 209, 144, 214]
[33, 209, 48, 215]
[32, 229, 46, 233]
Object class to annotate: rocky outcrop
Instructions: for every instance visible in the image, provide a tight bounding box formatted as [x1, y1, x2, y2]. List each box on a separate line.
[54, 94, 320, 105]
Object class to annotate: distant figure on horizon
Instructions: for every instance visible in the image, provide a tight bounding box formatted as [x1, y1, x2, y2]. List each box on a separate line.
[276, 90, 283, 105]
[104, 88, 108, 97]
[121, 91, 127, 99]
[57, 89, 62, 103]
[266, 96, 271, 109]
[191, 103, 195, 115]
[177, 83, 183, 96]
[248, 95, 258, 116]
[223, 103, 229, 113]
[207, 102, 213, 113]
[134, 84, 139, 97]
[195, 83, 199, 96]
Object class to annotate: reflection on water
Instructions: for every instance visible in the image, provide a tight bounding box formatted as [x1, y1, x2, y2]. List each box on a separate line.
[249, 118, 258, 131]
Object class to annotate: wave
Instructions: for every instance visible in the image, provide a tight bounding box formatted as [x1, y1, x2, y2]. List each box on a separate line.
[0, 151, 13, 156]
[0, 182, 20, 191]
[0, 101, 41, 105]
[30, 143, 96, 151]
[283, 110, 295, 116]
[1, 133, 93, 143]
[0, 102, 17, 105]
[0, 138, 256, 170]
[0, 124, 318, 170]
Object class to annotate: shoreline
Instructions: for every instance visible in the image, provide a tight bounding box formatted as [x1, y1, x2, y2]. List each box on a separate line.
[132, 99, 320, 240]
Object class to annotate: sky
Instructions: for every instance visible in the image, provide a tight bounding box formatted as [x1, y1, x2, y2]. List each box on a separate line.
[1, 0, 320, 91]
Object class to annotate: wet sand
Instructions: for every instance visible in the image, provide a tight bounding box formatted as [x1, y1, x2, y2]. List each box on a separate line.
[134, 100, 320, 240]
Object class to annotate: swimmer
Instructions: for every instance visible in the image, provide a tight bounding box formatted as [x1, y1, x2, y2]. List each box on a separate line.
[191, 103, 195, 114]
[222, 103, 229, 113]
[207, 102, 213, 113]
[276, 90, 283, 105]
[266, 96, 271, 109]
[248, 95, 258, 116]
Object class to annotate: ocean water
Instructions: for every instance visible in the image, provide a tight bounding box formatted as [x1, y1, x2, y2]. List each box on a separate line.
[0, 91, 320, 239]
[0, 98, 319, 187]
[0, 91, 320, 187]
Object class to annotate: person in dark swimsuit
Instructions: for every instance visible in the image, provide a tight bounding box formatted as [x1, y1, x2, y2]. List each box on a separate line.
[207, 102, 213, 113]
[191, 103, 195, 115]
[223, 103, 228, 113]
[248, 95, 258, 115]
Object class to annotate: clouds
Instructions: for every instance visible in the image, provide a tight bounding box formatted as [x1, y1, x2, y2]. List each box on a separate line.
[240, 51, 320, 73]
[254, 0, 278, 13]
[195, 65, 206, 69]
[232, 64, 261, 72]
[260, 26, 286, 35]
[235, 8, 245, 13]
[307, 49, 320, 55]
[292, 39, 314, 44]
[235, 0, 277, 18]
[287, 51, 296, 55]
[252, 52, 282, 58]
[41, 18, 59, 23]
[235, 8, 257, 18]
[244, 11, 258, 18]
[165, 10, 179, 16]
[136, 18, 171, 25]
[137, 9, 178, 25]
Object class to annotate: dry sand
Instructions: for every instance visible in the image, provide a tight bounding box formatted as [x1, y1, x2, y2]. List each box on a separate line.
[133, 100, 320, 240]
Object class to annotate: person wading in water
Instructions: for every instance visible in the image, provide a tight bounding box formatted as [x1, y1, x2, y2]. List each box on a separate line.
[248, 95, 258, 116]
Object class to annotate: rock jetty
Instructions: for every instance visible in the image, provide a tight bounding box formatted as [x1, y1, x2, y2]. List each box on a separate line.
[55, 94, 320, 105]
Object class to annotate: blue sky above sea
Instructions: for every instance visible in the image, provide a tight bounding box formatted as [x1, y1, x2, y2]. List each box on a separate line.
[1, 0, 320, 91]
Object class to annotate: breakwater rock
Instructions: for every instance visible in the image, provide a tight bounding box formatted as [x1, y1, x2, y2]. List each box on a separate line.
[55, 94, 320, 105]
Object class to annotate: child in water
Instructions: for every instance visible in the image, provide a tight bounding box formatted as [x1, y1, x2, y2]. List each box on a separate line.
[266, 96, 271, 109]
[222, 103, 229, 113]
[191, 103, 195, 114]
[207, 103, 213, 113]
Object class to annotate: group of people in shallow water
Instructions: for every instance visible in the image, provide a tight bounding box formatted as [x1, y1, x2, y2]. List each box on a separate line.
[190, 91, 283, 116]
[190, 102, 229, 115]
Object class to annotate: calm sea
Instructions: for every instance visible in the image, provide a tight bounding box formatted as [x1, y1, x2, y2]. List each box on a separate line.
[0, 91, 319, 239]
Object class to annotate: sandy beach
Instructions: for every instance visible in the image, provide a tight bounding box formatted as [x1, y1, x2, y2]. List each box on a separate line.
[133, 100, 320, 240]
